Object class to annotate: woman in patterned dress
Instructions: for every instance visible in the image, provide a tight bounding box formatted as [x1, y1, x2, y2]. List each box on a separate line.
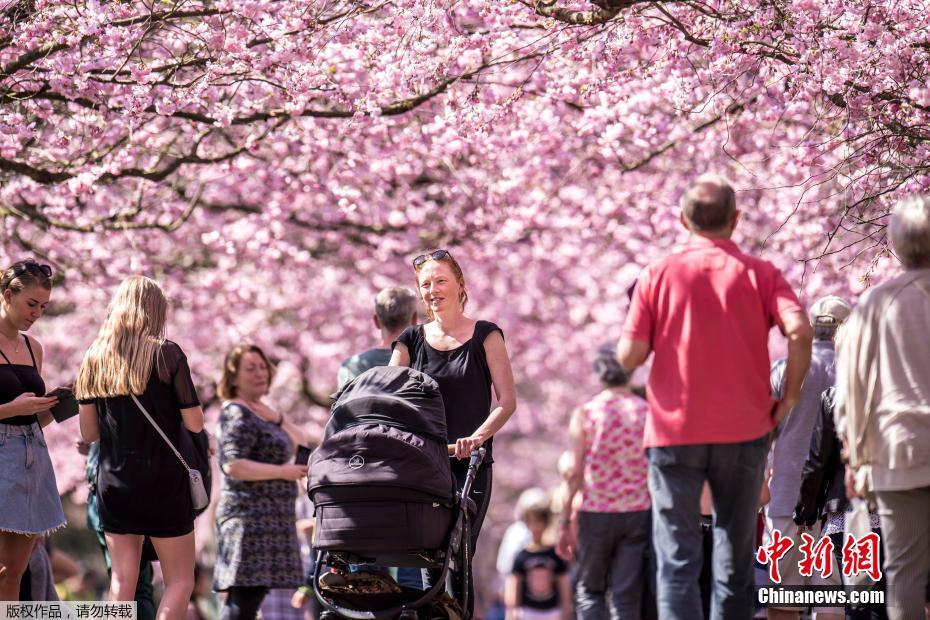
[213, 344, 315, 620]
[555, 343, 652, 620]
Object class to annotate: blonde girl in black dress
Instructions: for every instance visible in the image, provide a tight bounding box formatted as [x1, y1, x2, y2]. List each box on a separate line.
[76, 276, 204, 620]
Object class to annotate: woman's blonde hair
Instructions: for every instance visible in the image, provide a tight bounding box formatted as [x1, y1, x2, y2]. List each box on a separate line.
[75, 276, 168, 399]
[216, 344, 276, 400]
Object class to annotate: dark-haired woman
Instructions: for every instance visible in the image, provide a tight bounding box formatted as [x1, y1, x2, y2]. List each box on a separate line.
[389, 249, 517, 614]
[0, 260, 65, 600]
[214, 344, 312, 620]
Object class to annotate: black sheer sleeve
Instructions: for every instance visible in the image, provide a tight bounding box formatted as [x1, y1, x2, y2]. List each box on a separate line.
[158, 341, 201, 409]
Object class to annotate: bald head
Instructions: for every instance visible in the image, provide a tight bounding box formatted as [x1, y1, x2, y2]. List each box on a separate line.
[680, 174, 737, 233]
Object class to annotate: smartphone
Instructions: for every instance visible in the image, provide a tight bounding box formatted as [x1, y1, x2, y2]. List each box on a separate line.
[295, 445, 312, 466]
[46, 386, 73, 400]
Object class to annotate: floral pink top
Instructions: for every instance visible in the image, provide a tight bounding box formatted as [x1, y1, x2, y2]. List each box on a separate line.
[578, 390, 650, 513]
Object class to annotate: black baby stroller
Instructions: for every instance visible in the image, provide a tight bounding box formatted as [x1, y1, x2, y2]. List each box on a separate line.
[308, 366, 485, 620]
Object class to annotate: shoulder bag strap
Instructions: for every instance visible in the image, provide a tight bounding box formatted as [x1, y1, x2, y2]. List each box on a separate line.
[129, 393, 192, 473]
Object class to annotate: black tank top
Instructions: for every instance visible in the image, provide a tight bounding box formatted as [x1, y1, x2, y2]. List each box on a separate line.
[0, 335, 45, 426]
[394, 320, 502, 464]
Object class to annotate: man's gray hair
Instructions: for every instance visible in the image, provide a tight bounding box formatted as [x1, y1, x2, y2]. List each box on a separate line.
[890, 195, 930, 269]
[375, 286, 418, 331]
[680, 173, 737, 232]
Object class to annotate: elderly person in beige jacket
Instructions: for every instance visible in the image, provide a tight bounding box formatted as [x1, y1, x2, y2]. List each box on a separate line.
[835, 195, 930, 620]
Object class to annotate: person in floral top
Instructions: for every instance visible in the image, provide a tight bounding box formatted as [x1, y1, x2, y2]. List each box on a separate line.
[556, 343, 651, 620]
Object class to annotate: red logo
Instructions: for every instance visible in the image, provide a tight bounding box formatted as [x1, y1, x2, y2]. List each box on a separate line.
[757, 530, 882, 582]
[797, 532, 835, 578]
[842, 532, 882, 581]
[756, 529, 794, 583]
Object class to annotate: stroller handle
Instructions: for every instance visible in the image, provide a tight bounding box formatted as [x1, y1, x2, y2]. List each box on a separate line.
[447, 444, 487, 461]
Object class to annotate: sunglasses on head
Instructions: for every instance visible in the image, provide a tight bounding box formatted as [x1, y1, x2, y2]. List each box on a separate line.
[13, 260, 52, 279]
[412, 249, 451, 268]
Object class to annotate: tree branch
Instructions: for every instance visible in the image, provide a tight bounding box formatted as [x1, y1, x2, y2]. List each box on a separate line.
[0, 156, 71, 183]
[0, 41, 68, 79]
[617, 99, 749, 172]
[527, 0, 625, 25]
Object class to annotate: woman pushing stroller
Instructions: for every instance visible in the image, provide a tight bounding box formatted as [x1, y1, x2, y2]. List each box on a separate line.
[390, 249, 517, 615]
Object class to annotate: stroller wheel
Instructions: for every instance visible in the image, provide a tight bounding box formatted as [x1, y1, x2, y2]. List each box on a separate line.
[320, 611, 342, 620]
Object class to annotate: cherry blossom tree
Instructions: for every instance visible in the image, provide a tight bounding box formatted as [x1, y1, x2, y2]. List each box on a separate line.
[2, 0, 925, 593]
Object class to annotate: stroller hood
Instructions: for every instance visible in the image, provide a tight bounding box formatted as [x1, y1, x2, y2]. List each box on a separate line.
[309, 367, 456, 527]
[325, 366, 448, 444]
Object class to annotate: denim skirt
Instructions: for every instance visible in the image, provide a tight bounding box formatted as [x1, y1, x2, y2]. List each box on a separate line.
[0, 422, 66, 535]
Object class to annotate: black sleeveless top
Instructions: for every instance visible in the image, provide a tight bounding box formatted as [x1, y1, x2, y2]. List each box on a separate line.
[0, 335, 45, 426]
[394, 320, 502, 464]
[79, 340, 201, 537]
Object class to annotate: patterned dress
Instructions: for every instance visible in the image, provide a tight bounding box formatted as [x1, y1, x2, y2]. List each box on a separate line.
[214, 402, 303, 590]
[578, 389, 651, 513]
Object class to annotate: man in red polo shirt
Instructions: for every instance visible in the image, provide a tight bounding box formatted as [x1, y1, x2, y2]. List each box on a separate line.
[617, 174, 812, 620]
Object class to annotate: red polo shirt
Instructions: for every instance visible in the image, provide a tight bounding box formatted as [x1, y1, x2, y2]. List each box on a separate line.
[623, 236, 803, 448]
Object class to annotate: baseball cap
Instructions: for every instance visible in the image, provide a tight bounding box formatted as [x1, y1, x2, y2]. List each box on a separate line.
[808, 295, 851, 326]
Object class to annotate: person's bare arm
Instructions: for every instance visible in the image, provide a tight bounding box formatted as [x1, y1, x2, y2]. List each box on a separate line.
[556, 407, 585, 561]
[280, 414, 320, 449]
[558, 574, 573, 620]
[456, 330, 516, 458]
[616, 337, 651, 371]
[504, 574, 521, 620]
[759, 467, 772, 507]
[49, 547, 80, 584]
[0, 393, 57, 422]
[296, 518, 315, 544]
[180, 405, 205, 433]
[771, 311, 813, 424]
[223, 459, 307, 481]
[79, 403, 100, 443]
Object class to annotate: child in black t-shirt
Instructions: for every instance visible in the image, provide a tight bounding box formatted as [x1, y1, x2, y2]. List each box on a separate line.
[505, 506, 572, 620]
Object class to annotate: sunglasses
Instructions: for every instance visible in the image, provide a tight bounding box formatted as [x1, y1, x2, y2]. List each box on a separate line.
[13, 260, 52, 279]
[412, 249, 451, 268]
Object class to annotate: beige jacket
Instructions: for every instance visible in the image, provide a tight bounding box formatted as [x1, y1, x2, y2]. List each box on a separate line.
[835, 268, 930, 493]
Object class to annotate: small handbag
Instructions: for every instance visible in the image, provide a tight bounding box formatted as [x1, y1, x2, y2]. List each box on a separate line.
[130, 394, 209, 511]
